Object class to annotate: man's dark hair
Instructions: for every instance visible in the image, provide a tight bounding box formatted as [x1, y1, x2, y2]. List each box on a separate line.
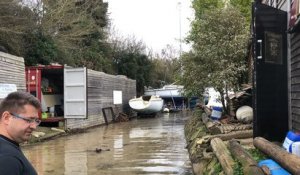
[0, 91, 41, 117]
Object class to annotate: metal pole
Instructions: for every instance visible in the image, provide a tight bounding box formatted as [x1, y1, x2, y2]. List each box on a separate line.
[178, 1, 182, 57]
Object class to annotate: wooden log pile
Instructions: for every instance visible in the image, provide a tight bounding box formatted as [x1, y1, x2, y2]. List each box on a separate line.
[192, 85, 299, 175]
[193, 102, 264, 175]
[115, 112, 130, 122]
[201, 108, 253, 135]
[201, 134, 300, 175]
[227, 84, 252, 117]
[208, 138, 263, 175]
[217, 124, 253, 134]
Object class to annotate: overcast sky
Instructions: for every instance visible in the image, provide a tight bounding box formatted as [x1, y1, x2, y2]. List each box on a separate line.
[106, 0, 194, 55]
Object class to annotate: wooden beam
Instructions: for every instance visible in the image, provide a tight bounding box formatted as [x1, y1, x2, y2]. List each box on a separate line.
[197, 130, 253, 145]
[211, 138, 235, 175]
[254, 137, 300, 175]
[229, 140, 264, 175]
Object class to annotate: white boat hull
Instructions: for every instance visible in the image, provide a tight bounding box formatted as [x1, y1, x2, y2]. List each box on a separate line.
[129, 96, 163, 114]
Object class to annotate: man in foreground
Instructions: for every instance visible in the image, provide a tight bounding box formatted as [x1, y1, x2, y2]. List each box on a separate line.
[0, 91, 41, 175]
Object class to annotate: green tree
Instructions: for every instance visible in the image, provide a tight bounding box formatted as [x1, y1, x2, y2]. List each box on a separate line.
[192, 0, 224, 19]
[230, 0, 253, 24]
[0, 0, 111, 70]
[24, 32, 62, 66]
[40, 0, 108, 47]
[149, 45, 179, 88]
[0, 0, 38, 55]
[74, 32, 114, 73]
[6, 0, 110, 68]
[109, 33, 152, 96]
[116, 52, 152, 96]
[181, 6, 249, 113]
[39, 0, 111, 69]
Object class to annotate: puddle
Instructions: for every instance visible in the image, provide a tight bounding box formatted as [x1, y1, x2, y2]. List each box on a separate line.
[24, 112, 193, 175]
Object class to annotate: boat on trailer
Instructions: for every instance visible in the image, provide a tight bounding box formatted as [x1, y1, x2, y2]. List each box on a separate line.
[144, 84, 186, 111]
[129, 96, 164, 115]
[144, 84, 184, 98]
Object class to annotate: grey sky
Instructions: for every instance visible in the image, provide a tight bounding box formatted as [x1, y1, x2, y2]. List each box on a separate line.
[106, 0, 194, 55]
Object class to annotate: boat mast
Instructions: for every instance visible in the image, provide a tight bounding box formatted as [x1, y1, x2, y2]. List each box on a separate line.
[170, 90, 176, 109]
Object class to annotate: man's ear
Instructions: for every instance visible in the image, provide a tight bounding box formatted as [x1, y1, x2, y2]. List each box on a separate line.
[1, 111, 11, 124]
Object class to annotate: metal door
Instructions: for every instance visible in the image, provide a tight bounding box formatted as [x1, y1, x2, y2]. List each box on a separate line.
[64, 67, 87, 119]
[252, 2, 288, 141]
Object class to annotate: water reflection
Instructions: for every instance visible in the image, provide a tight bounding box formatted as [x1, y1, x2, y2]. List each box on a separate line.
[113, 135, 123, 160]
[65, 141, 88, 175]
[23, 112, 192, 175]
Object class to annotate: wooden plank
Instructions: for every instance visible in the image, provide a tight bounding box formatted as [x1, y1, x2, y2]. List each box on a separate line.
[211, 138, 235, 175]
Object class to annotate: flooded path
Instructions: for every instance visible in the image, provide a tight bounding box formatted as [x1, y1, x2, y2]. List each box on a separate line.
[23, 112, 193, 175]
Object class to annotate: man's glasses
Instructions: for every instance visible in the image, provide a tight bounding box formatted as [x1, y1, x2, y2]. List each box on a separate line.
[10, 113, 41, 126]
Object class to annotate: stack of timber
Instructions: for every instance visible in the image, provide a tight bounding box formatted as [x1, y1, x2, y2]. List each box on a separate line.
[183, 86, 296, 174]
[185, 106, 268, 175]
[201, 105, 253, 135]
[227, 84, 252, 117]
[115, 112, 130, 122]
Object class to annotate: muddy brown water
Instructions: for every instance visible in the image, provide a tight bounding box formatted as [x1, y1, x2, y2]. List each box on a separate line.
[23, 112, 193, 175]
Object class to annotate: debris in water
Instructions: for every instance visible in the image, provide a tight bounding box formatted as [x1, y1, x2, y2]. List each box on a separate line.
[95, 148, 102, 153]
[95, 148, 110, 153]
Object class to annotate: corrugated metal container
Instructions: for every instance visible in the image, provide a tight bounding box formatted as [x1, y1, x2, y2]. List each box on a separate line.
[0, 52, 26, 102]
[26, 65, 136, 129]
[65, 69, 136, 129]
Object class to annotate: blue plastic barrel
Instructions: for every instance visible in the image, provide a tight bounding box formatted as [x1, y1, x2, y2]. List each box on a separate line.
[289, 141, 300, 156]
[258, 159, 291, 175]
[211, 106, 222, 120]
[283, 131, 300, 151]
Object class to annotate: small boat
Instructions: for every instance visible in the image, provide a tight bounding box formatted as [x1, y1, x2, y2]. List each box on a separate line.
[144, 84, 184, 98]
[144, 84, 185, 110]
[129, 96, 163, 114]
